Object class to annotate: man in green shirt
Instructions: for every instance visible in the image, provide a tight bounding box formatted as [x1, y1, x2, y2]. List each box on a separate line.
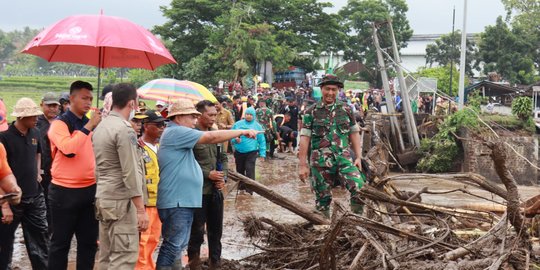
[187, 100, 228, 270]
[298, 75, 366, 217]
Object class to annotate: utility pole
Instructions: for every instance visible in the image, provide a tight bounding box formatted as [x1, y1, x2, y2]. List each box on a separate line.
[448, 6, 456, 114]
[388, 19, 421, 148]
[458, 0, 468, 109]
[372, 23, 404, 151]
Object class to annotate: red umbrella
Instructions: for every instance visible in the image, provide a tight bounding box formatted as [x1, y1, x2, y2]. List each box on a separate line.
[22, 14, 177, 106]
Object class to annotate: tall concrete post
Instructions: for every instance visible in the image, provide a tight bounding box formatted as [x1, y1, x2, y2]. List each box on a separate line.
[388, 19, 421, 148]
[458, 0, 468, 109]
[372, 23, 404, 151]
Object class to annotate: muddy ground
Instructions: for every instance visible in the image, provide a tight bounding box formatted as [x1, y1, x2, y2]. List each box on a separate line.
[10, 152, 540, 269]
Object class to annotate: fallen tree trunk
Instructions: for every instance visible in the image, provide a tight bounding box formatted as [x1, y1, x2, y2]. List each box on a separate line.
[487, 142, 530, 248]
[358, 185, 495, 221]
[380, 173, 508, 201]
[228, 170, 330, 225]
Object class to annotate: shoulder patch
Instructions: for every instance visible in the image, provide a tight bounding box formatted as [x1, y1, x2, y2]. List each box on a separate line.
[129, 132, 138, 146]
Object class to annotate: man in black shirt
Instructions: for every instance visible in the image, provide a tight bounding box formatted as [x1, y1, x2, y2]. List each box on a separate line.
[232, 95, 243, 122]
[284, 98, 299, 131]
[37, 92, 60, 228]
[0, 97, 49, 270]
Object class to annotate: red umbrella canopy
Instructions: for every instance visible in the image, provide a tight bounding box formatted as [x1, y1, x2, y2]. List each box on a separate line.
[22, 14, 176, 70]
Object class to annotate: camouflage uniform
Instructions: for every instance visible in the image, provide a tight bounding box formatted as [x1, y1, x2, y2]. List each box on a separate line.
[256, 107, 276, 151]
[300, 101, 366, 212]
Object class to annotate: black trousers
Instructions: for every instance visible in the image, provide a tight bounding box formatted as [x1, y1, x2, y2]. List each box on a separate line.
[234, 151, 258, 191]
[268, 134, 277, 158]
[0, 193, 49, 270]
[187, 190, 224, 264]
[48, 183, 98, 270]
[41, 173, 52, 233]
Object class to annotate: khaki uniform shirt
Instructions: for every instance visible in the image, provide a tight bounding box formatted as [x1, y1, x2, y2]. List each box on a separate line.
[216, 109, 234, 130]
[93, 111, 143, 200]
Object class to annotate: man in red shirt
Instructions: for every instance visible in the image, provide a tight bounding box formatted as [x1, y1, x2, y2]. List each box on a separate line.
[47, 81, 102, 270]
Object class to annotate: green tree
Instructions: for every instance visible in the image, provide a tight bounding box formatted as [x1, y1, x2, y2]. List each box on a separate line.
[154, 0, 343, 83]
[502, 0, 540, 72]
[425, 31, 478, 76]
[0, 31, 15, 63]
[249, 0, 346, 55]
[128, 69, 159, 88]
[478, 16, 537, 84]
[339, 0, 413, 86]
[416, 65, 460, 96]
[153, 0, 229, 78]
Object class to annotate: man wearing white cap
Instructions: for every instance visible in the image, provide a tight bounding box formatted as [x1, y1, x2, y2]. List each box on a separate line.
[156, 100, 169, 118]
[0, 98, 49, 269]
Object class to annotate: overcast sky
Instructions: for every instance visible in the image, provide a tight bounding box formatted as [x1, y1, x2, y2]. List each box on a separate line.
[1, 0, 505, 35]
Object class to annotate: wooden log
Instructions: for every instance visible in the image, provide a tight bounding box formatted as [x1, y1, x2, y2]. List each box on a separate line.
[357, 226, 400, 269]
[443, 214, 507, 261]
[359, 185, 494, 221]
[487, 142, 530, 247]
[227, 170, 330, 225]
[349, 243, 369, 270]
[396, 150, 421, 166]
[380, 173, 508, 201]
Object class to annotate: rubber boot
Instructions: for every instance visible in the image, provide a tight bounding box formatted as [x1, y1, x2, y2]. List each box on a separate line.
[351, 203, 364, 215]
[209, 260, 222, 270]
[188, 255, 202, 270]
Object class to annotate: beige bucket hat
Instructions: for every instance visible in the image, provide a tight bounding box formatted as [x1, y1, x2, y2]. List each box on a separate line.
[167, 99, 201, 118]
[12, 98, 43, 118]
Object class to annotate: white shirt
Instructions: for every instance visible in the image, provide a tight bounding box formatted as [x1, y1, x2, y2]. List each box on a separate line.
[144, 142, 158, 153]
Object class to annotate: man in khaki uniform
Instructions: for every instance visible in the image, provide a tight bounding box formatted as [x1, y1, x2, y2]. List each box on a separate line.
[215, 96, 234, 153]
[93, 83, 149, 270]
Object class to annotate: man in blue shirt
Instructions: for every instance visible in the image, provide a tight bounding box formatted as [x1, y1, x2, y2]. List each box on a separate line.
[156, 99, 259, 269]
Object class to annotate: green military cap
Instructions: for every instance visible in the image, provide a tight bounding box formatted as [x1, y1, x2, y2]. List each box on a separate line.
[318, 74, 344, 88]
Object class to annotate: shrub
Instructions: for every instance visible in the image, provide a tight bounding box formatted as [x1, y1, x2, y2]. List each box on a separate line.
[511, 96, 532, 121]
[417, 109, 478, 173]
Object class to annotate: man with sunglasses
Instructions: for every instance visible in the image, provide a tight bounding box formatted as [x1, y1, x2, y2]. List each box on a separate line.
[136, 110, 166, 270]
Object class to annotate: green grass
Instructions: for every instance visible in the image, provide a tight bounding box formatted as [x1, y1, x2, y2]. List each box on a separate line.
[479, 114, 523, 128]
[0, 76, 157, 122]
[0, 76, 99, 91]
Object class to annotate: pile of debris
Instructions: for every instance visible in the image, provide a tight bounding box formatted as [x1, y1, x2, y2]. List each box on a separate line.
[223, 141, 537, 270]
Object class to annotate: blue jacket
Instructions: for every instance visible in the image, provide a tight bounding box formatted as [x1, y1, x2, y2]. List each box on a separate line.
[231, 107, 266, 157]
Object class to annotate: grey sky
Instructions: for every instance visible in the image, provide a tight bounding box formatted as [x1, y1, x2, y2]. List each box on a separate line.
[1, 0, 505, 35]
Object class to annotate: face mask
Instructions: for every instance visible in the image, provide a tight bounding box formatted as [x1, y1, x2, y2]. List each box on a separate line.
[128, 109, 135, 121]
[128, 101, 136, 120]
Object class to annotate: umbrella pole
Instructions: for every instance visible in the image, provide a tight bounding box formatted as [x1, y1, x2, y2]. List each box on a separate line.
[96, 66, 101, 108]
[96, 47, 102, 108]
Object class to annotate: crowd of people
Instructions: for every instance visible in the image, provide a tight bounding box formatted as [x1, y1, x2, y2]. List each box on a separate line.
[0, 74, 371, 270]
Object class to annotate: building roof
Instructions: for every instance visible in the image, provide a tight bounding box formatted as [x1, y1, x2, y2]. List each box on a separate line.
[465, 80, 520, 98]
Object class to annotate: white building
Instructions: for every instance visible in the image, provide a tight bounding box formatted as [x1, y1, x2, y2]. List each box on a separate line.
[401, 33, 478, 74]
[303, 33, 479, 75]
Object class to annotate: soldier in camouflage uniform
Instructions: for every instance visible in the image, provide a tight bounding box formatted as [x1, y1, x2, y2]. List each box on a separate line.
[256, 99, 277, 158]
[298, 74, 366, 216]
